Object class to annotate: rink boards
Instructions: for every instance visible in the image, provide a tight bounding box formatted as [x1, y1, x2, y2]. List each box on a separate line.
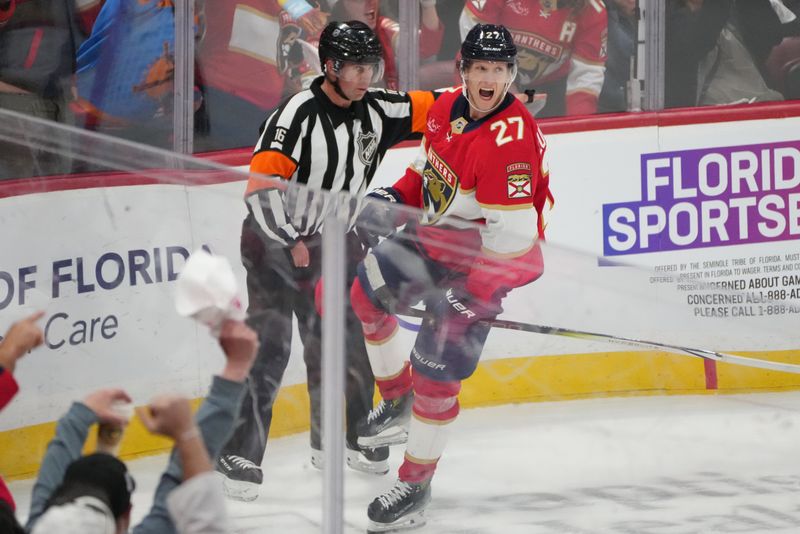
[1, 104, 799, 479]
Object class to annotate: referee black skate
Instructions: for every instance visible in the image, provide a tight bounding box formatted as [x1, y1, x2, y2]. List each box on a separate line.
[215, 20, 438, 501]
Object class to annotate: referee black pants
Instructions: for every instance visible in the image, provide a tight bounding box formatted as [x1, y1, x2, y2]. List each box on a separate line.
[219, 215, 376, 465]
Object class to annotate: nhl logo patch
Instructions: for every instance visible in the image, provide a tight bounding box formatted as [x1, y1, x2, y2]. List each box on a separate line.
[357, 131, 378, 166]
[507, 173, 532, 198]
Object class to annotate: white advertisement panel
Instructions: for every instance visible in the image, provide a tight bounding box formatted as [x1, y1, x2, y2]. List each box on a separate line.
[1, 115, 799, 430]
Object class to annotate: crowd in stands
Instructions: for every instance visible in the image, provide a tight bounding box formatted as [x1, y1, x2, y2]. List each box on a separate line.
[665, 0, 800, 108]
[0, 1, 798, 165]
[0, 312, 259, 533]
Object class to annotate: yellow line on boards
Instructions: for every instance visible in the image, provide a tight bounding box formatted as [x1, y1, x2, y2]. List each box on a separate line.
[2, 350, 799, 480]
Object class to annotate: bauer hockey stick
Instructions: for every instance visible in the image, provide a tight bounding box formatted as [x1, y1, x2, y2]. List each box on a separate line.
[395, 306, 800, 375]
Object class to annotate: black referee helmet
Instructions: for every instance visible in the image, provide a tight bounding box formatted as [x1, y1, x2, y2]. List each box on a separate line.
[318, 20, 383, 73]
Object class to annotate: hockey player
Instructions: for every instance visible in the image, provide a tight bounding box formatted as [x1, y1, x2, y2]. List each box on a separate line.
[461, 0, 608, 117]
[216, 20, 439, 501]
[351, 24, 553, 532]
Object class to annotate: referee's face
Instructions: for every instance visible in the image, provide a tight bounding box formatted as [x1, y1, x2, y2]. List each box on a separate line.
[336, 62, 377, 101]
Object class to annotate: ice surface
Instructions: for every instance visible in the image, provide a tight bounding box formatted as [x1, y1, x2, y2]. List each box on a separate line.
[10, 392, 800, 533]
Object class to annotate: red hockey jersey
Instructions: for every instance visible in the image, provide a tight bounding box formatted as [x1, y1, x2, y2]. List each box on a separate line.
[461, 0, 607, 115]
[197, 1, 316, 112]
[392, 88, 553, 302]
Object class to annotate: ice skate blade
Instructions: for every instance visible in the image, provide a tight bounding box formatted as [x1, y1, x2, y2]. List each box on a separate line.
[310, 450, 390, 475]
[347, 450, 390, 475]
[357, 428, 408, 448]
[367, 510, 426, 533]
[218, 473, 260, 502]
[311, 450, 323, 471]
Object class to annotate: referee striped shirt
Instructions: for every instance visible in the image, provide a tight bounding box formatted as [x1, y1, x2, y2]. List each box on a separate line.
[244, 76, 435, 245]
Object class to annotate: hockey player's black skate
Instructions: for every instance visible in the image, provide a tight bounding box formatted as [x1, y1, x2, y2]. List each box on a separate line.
[348, 440, 390, 475]
[309, 442, 390, 475]
[367, 479, 431, 533]
[216, 454, 263, 502]
[357, 392, 413, 448]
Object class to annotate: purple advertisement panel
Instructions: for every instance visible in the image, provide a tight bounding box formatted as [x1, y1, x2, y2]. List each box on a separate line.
[603, 140, 800, 256]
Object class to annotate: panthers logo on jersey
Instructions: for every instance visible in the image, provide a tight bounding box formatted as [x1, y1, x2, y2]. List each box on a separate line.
[421, 147, 457, 224]
[512, 30, 564, 85]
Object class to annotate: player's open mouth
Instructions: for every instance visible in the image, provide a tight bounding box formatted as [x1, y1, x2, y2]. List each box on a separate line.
[365, 10, 376, 25]
[478, 88, 495, 99]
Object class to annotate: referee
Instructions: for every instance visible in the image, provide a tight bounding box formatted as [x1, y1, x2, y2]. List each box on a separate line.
[215, 20, 437, 501]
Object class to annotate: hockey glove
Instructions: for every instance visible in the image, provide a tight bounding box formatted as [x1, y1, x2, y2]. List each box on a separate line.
[355, 187, 403, 249]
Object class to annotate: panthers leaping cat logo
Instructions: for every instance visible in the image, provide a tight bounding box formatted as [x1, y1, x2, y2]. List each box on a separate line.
[422, 163, 456, 224]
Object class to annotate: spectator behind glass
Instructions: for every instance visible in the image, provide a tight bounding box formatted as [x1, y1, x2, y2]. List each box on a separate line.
[461, 0, 608, 117]
[0, 311, 46, 530]
[736, 0, 800, 101]
[74, 0, 105, 30]
[194, 0, 329, 153]
[71, 0, 197, 149]
[767, 35, 800, 99]
[329, 0, 444, 89]
[25, 320, 258, 534]
[430, 0, 468, 61]
[0, 1, 88, 179]
[138, 394, 231, 534]
[735, 0, 800, 78]
[32, 448, 135, 534]
[680, 0, 799, 107]
[694, 1, 787, 106]
[599, 0, 637, 112]
[765, 0, 800, 99]
[665, 0, 731, 108]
